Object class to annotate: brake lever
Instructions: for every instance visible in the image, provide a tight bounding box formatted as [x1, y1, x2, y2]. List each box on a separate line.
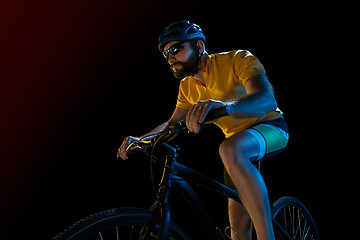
[126, 140, 152, 157]
[125, 141, 140, 157]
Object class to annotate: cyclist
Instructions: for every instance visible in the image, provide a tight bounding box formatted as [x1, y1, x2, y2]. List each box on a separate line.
[117, 20, 289, 240]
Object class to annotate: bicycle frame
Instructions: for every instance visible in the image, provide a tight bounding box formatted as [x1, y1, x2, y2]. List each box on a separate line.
[147, 142, 241, 240]
[54, 106, 319, 240]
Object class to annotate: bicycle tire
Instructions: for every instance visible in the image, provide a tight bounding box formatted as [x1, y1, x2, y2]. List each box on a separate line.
[52, 207, 191, 240]
[271, 196, 320, 240]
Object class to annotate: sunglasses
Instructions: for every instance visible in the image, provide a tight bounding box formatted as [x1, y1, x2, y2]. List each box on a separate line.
[162, 42, 185, 59]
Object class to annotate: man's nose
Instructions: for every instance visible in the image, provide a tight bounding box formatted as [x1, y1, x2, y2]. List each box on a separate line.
[168, 54, 175, 65]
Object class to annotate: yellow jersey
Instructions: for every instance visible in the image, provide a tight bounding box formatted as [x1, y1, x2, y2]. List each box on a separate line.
[176, 50, 282, 138]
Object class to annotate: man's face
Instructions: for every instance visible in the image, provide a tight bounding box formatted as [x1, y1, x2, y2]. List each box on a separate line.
[163, 41, 198, 79]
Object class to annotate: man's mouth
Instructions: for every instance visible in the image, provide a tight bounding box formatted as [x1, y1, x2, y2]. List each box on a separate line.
[170, 63, 181, 71]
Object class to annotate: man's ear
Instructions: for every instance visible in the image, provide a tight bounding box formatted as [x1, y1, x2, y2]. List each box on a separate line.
[197, 40, 205, 54]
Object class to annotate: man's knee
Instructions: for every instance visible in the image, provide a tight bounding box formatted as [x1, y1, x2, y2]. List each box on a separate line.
[219, 136, 248, 167]
[219, 138, 232, 160]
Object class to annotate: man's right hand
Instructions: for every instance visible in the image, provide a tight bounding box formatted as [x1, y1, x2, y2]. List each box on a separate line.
[116, 136, 140, 160]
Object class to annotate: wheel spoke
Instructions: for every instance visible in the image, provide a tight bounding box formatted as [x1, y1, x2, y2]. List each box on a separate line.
[272, 218, 293, 239]
[291, 206, 295, 237]
[129, 225, 134, 240]
[281, 208, 288, 235]
[302, 220, 311, 240]
[294, 208, 301, 238]
[280, 207, 292, 235]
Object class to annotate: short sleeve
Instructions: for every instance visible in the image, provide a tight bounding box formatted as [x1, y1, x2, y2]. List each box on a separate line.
[234, 50, 266, 85]
[176, 80, 192, 110]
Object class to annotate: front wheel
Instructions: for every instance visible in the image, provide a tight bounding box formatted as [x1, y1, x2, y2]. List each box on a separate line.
[52, 207, 191, 240]
[271, 196, 320, 240]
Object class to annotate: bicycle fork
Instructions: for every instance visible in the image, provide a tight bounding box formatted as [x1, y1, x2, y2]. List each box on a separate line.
[148, 143, 179, 240]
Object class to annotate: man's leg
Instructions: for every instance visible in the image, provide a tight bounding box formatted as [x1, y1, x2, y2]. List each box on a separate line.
[228, 198, 251, 239]
[219, 131, 275, 240]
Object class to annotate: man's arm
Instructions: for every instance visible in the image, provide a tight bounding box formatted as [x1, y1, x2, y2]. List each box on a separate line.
[186, 74, 277, 133]
[227, 74, 277, 118]
[137, 107, 189, 140]
[117, 107, 188, 160]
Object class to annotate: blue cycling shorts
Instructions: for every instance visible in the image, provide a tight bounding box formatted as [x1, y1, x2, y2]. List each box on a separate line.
[224, 117, 289, 189]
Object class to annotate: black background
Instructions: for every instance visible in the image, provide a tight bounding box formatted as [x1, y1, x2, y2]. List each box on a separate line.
[1, 1, 343, 239]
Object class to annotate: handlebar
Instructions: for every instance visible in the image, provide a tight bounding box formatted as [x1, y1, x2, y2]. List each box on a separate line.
[203, 105, 231, 123]
[126, 106, 231, 156]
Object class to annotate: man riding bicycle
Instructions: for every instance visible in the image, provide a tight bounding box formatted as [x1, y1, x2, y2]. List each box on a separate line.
[117, 20, 289, 240]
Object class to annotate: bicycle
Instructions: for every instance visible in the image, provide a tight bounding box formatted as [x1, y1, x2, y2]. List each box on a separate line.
[53, 107, 320, 240]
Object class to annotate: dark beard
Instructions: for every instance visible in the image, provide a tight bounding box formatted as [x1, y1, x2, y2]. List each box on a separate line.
[170, 50, 199, 79]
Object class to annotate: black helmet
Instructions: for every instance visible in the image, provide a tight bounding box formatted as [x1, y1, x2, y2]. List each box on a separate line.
[158, 20, 206, 52]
